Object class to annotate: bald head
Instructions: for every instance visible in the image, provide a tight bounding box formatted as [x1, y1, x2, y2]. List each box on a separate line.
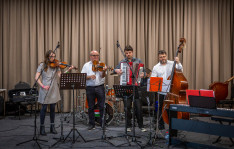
[90, 50, 100, 62]
[90, 50, 99, 56]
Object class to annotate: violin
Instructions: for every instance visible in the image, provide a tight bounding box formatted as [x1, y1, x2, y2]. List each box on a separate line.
[92, 60, 113, 72]
[49, 59, 78, 70]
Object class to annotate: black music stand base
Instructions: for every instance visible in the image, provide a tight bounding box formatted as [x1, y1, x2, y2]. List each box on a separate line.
[64, 128, 86, 144]
[16, 136, 48, 149]
[51, 135, 65, 147]
[16, 98, 48, 149]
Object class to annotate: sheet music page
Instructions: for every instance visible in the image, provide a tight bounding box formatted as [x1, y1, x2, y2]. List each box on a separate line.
[161, 80, 171, 93]
[147, 78, 150, 91]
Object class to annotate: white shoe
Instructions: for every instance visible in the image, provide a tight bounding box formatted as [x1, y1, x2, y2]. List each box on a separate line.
[140, 127, 147, 132]
[127, 128, 131, 132]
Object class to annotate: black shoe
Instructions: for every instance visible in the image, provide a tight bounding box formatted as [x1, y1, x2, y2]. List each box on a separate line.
[88, 125, 95, 130]
[50, 124, 57, 134]
[40, 125, 47, 136]
[158, 125, 165, 130]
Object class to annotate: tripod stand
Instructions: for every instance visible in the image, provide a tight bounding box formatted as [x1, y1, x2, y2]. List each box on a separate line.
[113, 85, 143, 147]
[16, 96, 48, 149]
[142, 77, 164, 148]
[59, 73, 87, 145]
[75, 92, 88, 123]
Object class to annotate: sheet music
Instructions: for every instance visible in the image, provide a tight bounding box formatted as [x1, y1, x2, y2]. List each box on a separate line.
[147, 78, 171, 93]
[147, 78, 150, 91]
[161, 80, 171, 93]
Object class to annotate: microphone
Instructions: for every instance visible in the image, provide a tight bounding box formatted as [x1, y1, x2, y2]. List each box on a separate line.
[56, 41, 60, 49]
[117, 40, 120, 48]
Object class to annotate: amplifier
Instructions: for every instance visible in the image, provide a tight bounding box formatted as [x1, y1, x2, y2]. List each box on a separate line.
[8, 88, 38, 103]
[11, 95, 37, 103]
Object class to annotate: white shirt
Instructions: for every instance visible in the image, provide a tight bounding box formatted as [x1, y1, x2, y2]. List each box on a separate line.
[81, 61, 105, 86]
[151, 60, 183, 95]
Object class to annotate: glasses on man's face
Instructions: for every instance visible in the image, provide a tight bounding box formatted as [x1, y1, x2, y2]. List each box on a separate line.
[91, 55, 99, 57]
[49, 56, 56, 58]
[159, 56, 166, 59]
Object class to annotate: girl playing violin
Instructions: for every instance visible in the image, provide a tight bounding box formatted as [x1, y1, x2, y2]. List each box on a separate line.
[35, 50, 74, 135]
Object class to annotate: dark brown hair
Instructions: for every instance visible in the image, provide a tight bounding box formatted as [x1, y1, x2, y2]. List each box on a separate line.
[43, 50, 55, 71]
[124, 45, 133, 52]
[145, 68, 151, 74]
[158, 50, 167, 56]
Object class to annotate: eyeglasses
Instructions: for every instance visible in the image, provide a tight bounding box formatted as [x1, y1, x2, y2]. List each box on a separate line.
[91, 55, 99, 57]
[49, 56, 56, 58]
[159, 56, 166, 59]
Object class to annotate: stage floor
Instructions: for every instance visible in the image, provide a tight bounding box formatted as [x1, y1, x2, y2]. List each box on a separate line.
[0, 113, 233, 149]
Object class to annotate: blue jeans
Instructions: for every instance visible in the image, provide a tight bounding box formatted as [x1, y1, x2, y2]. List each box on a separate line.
[40, 103, 56, 125]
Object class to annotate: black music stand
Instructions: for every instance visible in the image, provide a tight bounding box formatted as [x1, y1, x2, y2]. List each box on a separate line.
[54, 73, 87, 146]
[116, 41, 142, 148]
[113, 85, 142, 147]
[142, 77, 163, 148]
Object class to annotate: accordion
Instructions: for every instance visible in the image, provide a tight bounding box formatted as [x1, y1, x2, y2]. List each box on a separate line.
[120, 62, 144, 86]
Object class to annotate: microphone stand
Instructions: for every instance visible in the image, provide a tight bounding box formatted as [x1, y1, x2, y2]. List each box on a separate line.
[16, 67, 48, 149]
[53, 41, 60, 53]
[116, 41, 142, 147]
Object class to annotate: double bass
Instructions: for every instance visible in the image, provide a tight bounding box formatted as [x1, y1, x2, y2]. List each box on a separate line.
[162, 38, 189, 124]
[209, 76, 234, 103]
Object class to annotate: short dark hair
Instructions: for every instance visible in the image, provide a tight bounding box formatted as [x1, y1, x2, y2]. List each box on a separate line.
[145, 68, 151, 74]
[158, 50, 167, 55]
[124, 45, 133, 52]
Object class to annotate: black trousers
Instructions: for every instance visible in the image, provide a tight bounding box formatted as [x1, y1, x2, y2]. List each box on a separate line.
[86, 85, 105, 126]
[124, 96, 143, 128]
[157, 94, 165, 130]
[40, 103, 56, 125]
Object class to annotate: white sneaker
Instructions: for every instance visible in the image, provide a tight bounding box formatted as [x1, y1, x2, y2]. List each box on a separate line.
[127, 128, 131, 132]
[140, 127, 147, 132]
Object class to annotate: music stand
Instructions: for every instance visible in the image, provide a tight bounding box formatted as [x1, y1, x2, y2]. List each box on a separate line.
[143, 77, 163, 148]
[54, 73, 87, 146]
[113, 85, 143, 146]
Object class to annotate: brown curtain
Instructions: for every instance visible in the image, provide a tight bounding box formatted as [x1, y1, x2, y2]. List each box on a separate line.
[0, 0, 233, 112]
